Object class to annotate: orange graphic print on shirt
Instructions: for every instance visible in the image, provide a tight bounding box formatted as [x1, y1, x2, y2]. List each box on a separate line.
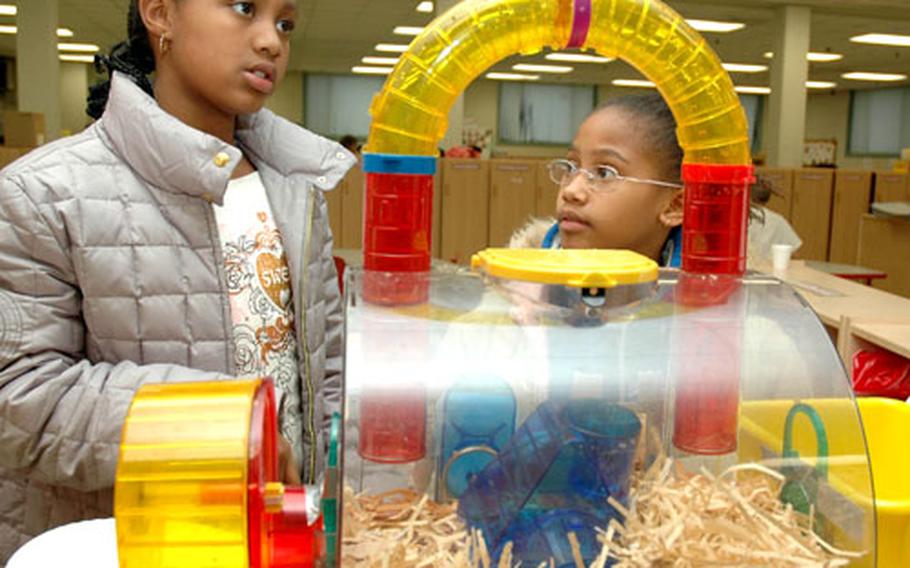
[216, 184, 303, 469]
[223, 216, 296, 372]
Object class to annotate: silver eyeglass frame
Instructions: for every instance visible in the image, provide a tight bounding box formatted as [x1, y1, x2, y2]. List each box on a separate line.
[547, 158, 683, 191]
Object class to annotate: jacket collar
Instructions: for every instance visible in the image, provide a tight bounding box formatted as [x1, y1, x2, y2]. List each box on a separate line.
[543, 221, 683, 268]
[100, 72, 355, 205]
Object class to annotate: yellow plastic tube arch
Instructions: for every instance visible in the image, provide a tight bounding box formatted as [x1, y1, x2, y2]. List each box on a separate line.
[361, 0, 755, 303]
[366, 0, 750, 166]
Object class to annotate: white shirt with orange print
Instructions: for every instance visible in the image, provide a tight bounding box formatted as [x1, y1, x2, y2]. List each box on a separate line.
[213, 171, 304, 468]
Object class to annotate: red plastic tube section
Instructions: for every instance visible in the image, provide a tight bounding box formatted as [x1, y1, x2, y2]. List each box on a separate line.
[362, 153, 436, 305]
[680, 163, 755, 276]
[672, 163, 753, 455]
[358, 385, 428, 464]
[671, 273, 744, 456]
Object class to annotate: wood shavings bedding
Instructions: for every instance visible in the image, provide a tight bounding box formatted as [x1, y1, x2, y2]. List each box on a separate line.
[341, 459, 865, 567]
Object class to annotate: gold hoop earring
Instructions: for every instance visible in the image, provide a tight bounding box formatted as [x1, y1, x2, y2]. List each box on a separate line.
[159, 34, 171, 55]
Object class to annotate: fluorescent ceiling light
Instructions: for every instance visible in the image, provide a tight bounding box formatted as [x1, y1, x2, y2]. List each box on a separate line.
[764, 51, 844, 62]
[842, 71, 908, 81]
[850, 33, 910, 47]
[57, 42, 100, 53]
[685, 19, 744, 33]
[59, 54, 95, 63]
[545, 52, 613, 63]
[375, 43, 410, 53]
[0, 25, 74, 38]
[735, 86, 771, 94]
[352, 66, 394, 75]
[807, 52, 843, 62]
[486, 72, 540, 81]
[416, 1, 433, 13]
[362, 56, 399, 65]
[612, 79, 656, 88]
[0, 5, 15, 16]
[731, 82, 837, 93]
[722, 63, 768, 73]
[513, 63, 572, 74]
[393, 26, 424, 36]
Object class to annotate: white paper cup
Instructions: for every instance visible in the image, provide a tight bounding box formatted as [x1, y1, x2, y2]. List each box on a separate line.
[771, 244, 794, 272]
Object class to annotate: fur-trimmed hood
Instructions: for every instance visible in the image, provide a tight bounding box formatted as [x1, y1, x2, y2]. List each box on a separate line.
[508, 217, 556, 248]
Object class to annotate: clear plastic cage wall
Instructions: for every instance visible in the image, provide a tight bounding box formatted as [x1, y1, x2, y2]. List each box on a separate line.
[340, 260, 876, 566]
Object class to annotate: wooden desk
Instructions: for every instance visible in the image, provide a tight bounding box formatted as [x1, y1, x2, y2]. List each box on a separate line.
[846, 322, 910, 361]
[858, 214, 910, 298]
[804, 260, 887, 286]
[755, 259, 910, 368]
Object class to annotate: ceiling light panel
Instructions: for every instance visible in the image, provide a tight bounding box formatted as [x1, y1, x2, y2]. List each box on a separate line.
[393, 26, 424, 36]
[512, 63, 573, 73]
[764, 51, 844, 62]
[850, 33, 910, 47]
[685, 19, 745, 33]
[545, 53, 613, 63]
[722, 63, 768, 73]
[375, 43, 410, 53]
[734, 86, 771, 94]
[487, 72, 540, 81]
[612, 79, 656, 88]
[362, 56, 399, 65]
[57, 43, 100, 53]
[842, 71, 907, 81]
[59, 54, 95, 63]
[352, 66, 394, 75]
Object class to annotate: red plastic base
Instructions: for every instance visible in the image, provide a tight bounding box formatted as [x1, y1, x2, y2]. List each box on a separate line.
[247, 381, 323, 567]
[269, 488, 324, 567]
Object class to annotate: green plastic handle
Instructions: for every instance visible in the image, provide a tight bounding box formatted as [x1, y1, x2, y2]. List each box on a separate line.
[782, 402, 829, 480]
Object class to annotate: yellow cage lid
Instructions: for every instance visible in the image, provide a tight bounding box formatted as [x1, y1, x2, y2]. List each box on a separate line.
[471, 248, 659, 289]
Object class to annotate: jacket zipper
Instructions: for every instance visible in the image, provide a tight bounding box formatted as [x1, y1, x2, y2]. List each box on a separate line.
[299, 185, 318, 484]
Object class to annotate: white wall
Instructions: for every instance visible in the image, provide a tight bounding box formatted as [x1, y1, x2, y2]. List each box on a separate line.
[0, 59, 88, 140]
[466, 80, 896, 170]
[463, 81, 659, 159]
[266, 71, 304, 124]
[59, 62, 89, 136]
[804, 90, 893, 171]
[6, 66, 304, 141]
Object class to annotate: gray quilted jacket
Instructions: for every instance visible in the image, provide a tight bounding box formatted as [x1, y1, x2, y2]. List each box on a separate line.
[0, 73, 355, 562]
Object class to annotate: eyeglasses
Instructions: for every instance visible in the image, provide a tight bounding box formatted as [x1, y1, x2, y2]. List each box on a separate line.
[546, 159, 683, 192]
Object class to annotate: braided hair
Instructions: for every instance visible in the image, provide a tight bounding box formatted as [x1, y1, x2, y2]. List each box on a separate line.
[86, 0, 156, 119]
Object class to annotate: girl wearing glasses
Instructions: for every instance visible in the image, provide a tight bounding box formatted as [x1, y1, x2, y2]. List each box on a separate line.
[511, 93, 685, 267]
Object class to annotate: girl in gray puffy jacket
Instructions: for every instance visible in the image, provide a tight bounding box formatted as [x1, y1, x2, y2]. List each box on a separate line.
[0, 0, 355, 560]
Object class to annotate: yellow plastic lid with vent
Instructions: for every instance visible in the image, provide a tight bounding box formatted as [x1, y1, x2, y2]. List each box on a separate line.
[470, 248, 659, 289]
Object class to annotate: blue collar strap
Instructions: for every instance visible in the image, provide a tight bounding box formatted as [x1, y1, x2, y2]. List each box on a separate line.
[542, 222, 682, 268]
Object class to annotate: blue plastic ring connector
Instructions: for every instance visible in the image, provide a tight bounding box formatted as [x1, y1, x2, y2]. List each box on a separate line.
[363, 153, 437, 175]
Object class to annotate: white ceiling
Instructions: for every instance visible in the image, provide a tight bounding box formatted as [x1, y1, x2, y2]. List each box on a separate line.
[2, 0, 910, 91]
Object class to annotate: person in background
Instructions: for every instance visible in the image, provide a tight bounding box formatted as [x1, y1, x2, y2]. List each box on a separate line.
[339, 134, 361, 155]
[510, 93, 684, 267]
[0, 0, 355, 561]
[746, 175, 802, 266]
[444, 144, 482, 158]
